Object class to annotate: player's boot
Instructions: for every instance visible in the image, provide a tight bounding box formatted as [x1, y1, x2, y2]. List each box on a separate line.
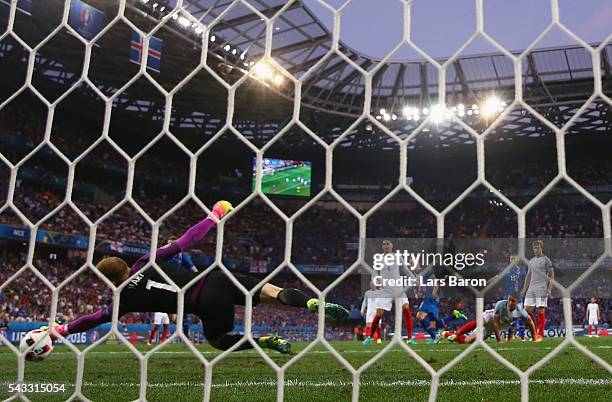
[376, 339, 382, 344]
[307, 299, 349, 322]
[443, 331, 457, 342]
[452, 309, 468, 321]
[259, 336, 291, 354]
[407, 339, 417, 345]
[362, 336, 372, 346]
[426, 335, 441, 344]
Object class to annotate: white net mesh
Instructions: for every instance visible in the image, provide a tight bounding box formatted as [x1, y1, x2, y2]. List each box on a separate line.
[0, 0, 610, 401]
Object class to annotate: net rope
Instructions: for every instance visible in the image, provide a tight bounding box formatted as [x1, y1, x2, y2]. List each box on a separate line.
[0, 0, 610, 401]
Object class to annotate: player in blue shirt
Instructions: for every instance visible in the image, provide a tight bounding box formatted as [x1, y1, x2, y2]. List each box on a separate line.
[415, 265, 467, 344]
[415, 266, 442, 344]
[166, 236, 199, 338]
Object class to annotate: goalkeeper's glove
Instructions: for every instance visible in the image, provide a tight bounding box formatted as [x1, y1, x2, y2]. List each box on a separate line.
[212, 200, 233, 219]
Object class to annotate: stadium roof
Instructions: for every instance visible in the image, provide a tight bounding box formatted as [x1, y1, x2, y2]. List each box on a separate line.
[168, 0, 612, 146]
[0, 0, 610, 149]
[184, 0, 607, 112]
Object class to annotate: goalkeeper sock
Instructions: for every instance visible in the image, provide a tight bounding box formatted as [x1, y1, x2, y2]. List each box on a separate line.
[277, 288, 311, 308]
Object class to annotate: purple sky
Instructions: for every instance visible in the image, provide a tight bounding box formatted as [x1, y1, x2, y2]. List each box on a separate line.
[303, 0, 612, 60]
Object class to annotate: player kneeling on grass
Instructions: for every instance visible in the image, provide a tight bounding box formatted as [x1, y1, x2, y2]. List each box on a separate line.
[41, 201, 349, 355]
[443, 293, 538, 344]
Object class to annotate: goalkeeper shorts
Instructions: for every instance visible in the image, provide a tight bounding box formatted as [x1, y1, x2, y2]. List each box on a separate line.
[194, 270, 263, 340]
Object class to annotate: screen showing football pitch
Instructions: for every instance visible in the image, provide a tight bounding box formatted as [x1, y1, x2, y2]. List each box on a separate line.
[252, 158, 312, 197]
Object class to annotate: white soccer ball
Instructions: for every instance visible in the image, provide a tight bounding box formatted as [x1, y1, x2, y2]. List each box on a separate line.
[19, 330, 53, 361]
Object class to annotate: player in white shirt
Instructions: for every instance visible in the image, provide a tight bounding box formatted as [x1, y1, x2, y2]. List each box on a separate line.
[361, 288, 382, 343]
[363, 240, 416, 346]
[147, 312, 172, 346]
[443, 293, 538, 344]
[585, 297, 601, 337]
[521, 240, 554, 340]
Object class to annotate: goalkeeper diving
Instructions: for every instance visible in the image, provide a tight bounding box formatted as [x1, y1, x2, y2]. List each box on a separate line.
[42, 201, 349, 354]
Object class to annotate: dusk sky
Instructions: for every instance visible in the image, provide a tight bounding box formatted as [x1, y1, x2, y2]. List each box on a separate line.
[303, 0, 612, 60]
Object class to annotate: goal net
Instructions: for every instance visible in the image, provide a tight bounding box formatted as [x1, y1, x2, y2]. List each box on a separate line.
[0, 0, 610, 401]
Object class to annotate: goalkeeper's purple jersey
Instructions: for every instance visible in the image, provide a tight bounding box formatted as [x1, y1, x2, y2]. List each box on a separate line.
[64, 217, 215, 334]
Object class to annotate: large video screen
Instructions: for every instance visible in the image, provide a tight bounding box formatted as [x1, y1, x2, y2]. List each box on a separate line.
[252, 158, 312, 197]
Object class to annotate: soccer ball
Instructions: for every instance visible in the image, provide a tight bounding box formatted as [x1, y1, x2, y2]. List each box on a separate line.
[19, 330, 53, 361]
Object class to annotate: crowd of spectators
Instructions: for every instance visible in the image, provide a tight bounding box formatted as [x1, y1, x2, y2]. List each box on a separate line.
[0, 180, 606, 269]
[0, 248, 609, 340]
[0, 252, 112, 324]
[0, 101, 611, 339]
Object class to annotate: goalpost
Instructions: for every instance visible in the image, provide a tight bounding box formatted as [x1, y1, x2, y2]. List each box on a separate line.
[0, 0, 610, 401]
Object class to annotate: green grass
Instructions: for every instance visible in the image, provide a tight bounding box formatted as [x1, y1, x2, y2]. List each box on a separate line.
[0, 338, 610, 401]
[258, 166, 311, 197]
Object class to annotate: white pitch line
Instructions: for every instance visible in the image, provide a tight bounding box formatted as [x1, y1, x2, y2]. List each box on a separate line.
[42, 345, 612, 355]
[3, 378, 608, 389]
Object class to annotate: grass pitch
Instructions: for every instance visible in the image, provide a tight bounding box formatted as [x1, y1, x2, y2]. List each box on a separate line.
[259, 166, 311, 197]
[0, 338, 610, 401]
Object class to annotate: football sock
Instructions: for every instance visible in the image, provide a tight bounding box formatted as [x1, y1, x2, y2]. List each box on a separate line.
[182, 314, 190, 336]
[538, 310, 546, 337]
[456, 320, 477, 336]
[161, 324, 169, 343]
[403, 307, 413, 340]
[148, 326, 158, 343]
[419, 317, 437, 339]
[528, 311, 537, 334]
[373, 324, 381, 341]
[370, 314, 381, 338]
